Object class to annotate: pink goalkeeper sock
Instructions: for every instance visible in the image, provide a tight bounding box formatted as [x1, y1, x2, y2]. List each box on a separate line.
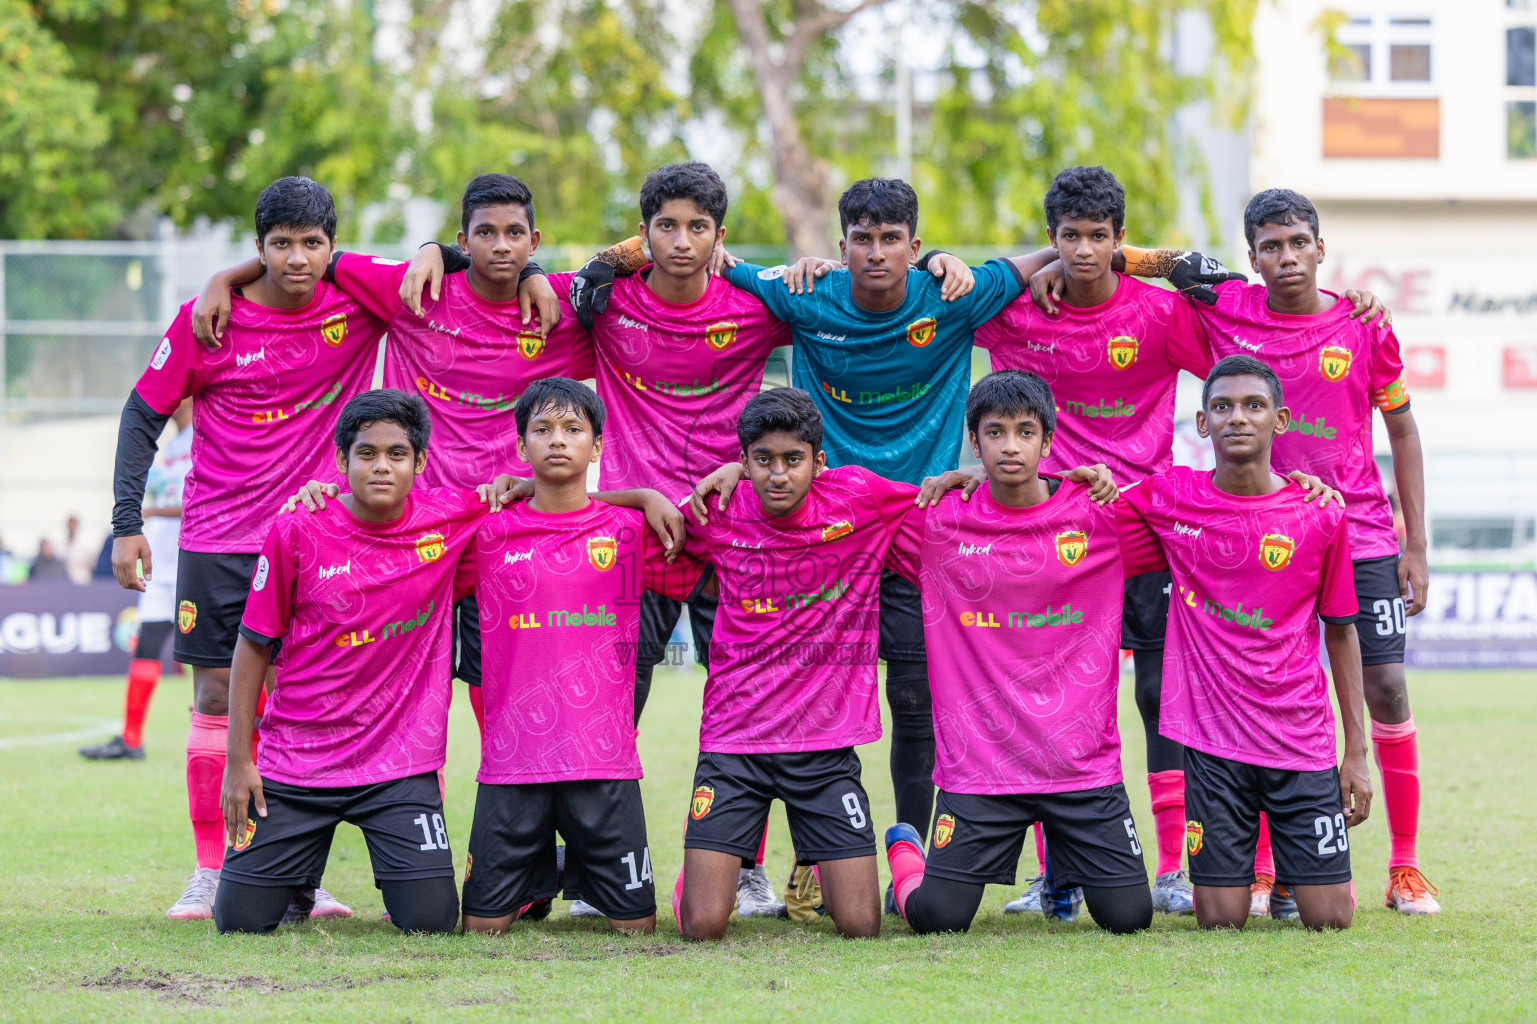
[187, 712, 228, 870]
[672, 865, 686, 934]
[886, 840, 925, 920]
[756, 819, 769, 867]
[1254, 813, 1274, 880]
[1148, 770, 1186, 876]
[1034, 824, 1046, 873]
[1373, 716, 1421, 869]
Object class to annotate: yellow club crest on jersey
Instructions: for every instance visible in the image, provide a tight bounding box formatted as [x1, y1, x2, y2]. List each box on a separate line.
[1055, 529, 1088, 568]
[821, 521, 854, 543]
[233, 817, 257, 851]
[1108, 335, 1139, 369]
[416, 532, 446, 563]
[1259, 533, 1296, 571]
[177, 600, 197, 634]
[1319, 345, 1353, 381]
[587, 536, 617, 571]
[517, 330, 544, 360]
[934, 813, 956, 848]
[705, 320, 739, 351]
[906, 316, 937, 347]
[691, 785, 715, 819]
[321, 313, 347, 347]
[1186, 820, 1203, 856]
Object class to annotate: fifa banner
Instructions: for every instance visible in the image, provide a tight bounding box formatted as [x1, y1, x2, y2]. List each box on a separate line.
[0, 583, 141, 678]
[1406, 572, 1537, 668]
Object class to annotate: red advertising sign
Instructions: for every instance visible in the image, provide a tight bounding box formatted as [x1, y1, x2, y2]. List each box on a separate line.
[1402, 346, 1445, 388]
[1503, 346, 1537, 388]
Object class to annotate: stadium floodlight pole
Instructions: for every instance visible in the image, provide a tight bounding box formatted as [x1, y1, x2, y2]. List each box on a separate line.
[894, 0, 913, 182]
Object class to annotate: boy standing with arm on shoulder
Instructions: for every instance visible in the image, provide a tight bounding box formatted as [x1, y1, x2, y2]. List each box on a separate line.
[111, 177, 386, 921]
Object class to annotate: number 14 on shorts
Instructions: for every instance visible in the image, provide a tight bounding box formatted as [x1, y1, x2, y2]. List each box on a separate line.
[621, 847, 653, 890]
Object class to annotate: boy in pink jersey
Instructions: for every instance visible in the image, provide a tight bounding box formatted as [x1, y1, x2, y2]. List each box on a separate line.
[1109, 189, 1436, 916]
[673, 388, 919, 941]
[1115, 355, 1371, 931]
[460, 379, 702, 935]
[404, 163, 794, 918]
[216, 389, 484, 934]
[110, 177, 384, 921]
[882, 370, 1155, 935]
[191, 173, 570, 740]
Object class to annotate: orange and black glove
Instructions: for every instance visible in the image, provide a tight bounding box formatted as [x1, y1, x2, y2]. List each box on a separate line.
[569, 236, 649, 330]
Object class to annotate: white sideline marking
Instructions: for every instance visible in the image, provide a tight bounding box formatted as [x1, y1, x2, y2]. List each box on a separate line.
[0, 712, 121, 750]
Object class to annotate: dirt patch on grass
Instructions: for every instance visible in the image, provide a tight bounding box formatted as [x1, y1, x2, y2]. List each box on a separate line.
[85, 966, 395, 1003]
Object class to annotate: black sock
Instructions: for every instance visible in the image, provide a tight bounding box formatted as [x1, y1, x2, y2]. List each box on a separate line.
[885, 658, 935, 841]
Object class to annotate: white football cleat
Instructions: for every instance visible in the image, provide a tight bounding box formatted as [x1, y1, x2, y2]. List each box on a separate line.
[165, 867, 220, 920]
[737, 865, 787, 918]
[569, 899, 604, 918]
[1385, 867, 1442, 916]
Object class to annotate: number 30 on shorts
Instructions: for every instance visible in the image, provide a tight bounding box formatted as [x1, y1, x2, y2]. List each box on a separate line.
[1373, 598, 1406, 636]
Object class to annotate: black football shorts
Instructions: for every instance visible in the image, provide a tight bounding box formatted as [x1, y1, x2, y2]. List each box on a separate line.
[173, 549, 259, 667]
[1352, 554, 1407, 666]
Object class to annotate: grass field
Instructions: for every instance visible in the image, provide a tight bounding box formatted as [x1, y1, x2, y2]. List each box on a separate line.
[2, 668, 1534, 1023]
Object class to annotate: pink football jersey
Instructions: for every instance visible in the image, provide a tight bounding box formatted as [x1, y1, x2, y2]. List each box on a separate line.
[1189, 281, 1409, 560]
[332, 254, 593, 488]
[975, 274, 1213, 484]
[593, 270, 790, 497]
[471, 500, 701, 784]
[888, 480, 1131, 794]
[1116, 468, 1358, 771]
[682, 465, 917, 754]
[241, 488, 484, 787]
[135, 289, 386, 552]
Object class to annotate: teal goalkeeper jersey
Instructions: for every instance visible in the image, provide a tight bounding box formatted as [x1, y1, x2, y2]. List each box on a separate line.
[727, 260, 1023, 484]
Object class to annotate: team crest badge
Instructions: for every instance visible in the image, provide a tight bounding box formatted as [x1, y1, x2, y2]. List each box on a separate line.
[177, 600, 197, 634]
[906, 316, 937, 347]
[587, 536, 617, 571]
[415, 532, 446, 563]
[821, 521, 854, 543]
[690, 785, 715, 819]
[1054, 529, 1088, 568]
[233, 817, 256, 852]
[934, 814, 956, 848]
[1259, 533, 1296, 571]
[705, 320, 739, 351]
[1108, 335, 1139, 369]
[517, 330, 544, 360]
[1185, 820, 1203, 856]
[320, 313, 348, 347]
[1319, 345, 1353, 381]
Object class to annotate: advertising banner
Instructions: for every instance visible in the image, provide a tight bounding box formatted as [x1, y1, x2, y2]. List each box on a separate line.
[0, 583, 141, 678]
[1405, 571, 1537, 668]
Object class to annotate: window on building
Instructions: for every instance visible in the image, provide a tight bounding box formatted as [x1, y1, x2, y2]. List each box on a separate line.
[1332, 42, 1373, 81]
[1511, 101, 1537, 158]
[1511, 27, 1537, 85]
[1331, 14, 1435, 91]
[1390, 43, 1431, 80]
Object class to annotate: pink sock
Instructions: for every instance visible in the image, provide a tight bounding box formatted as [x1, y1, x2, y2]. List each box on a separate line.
[672, 865, 686, 934]
[1372, 717, 1420, 870]
[756, 819, 769, 867]
[1034, 824, 1046, 873]
[187, 712, 228, 870]
[886, 840, 925, 920]
[1254, 813, 1274, 880]
[1148, 770, 1186, 875]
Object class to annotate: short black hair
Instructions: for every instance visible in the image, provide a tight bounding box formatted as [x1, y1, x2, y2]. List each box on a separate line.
[737, 388, 823, 453]
[1044, 165, 1125, 235]
[461, 173, 535, 234]
[838, 177, 918, 237]
[966, 370, 1057, 437]
[515, 377, 605, 438]
[255, 176, 337, 242]
[335, 388, 431, 456]
[1243, 188, 1319, 250]
[639, 162, 728, 229]
[1202, 354, 1284, 409]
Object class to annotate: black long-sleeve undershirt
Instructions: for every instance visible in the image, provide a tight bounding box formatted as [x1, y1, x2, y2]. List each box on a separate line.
[112, 390, 170, 538]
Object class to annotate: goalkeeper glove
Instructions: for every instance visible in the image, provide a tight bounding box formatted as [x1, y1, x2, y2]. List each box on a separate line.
[569, 236, 648, 330]
[1120, 246, 1246, 306]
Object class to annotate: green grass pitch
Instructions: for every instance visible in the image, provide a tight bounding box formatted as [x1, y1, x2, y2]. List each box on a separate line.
[2, 668, 1533, 1022]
